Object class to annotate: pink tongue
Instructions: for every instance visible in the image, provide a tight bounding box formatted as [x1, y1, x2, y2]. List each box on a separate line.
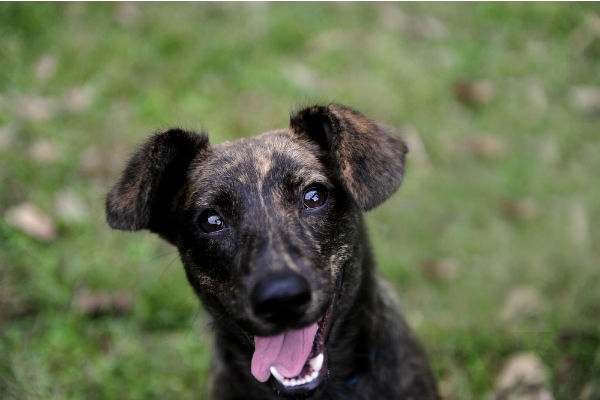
[251, 323, 318, 382]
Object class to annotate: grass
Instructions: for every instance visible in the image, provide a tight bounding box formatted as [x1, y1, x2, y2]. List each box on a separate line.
[1, 3, 599, 399]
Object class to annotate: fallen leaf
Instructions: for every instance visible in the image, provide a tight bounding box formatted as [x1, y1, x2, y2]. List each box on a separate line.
[502, 198, 538, 222]
[284, 63, 319, 90]
[29, 139, 62, 163]
[0, 125, 13, 150]
[399, 125, 430, 167]
[54, 190, 88, 223]
[537, 136, 560, 166]
[410, 15, 448, 40]
[378, 4, 408, 31]
[454, 80, 495, 105]
[567, 200, 589, 249]
[525, 83, 548, 115]
[494, 353, 554, 400]
[500, 287, 545, 323]
[579, 381, 600, 400]
[34, 54, 57, 82]
[115, 2, 139, 27]
[15, 95, 56, 121]
[63, 85, 94, 113]
[421, 258, 459, 281]
[72, 289, 132, 318]
[5, 203, 57, 242]
[80, 146, 125, 176]
[467, 135, 506, 159]
[570, 86, 600, 115]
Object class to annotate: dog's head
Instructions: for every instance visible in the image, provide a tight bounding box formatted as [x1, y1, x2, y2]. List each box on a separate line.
[106, 104, 407, 395]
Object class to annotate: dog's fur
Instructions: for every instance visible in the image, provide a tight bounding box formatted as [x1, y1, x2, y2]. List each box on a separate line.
[106, 104, 439, 399]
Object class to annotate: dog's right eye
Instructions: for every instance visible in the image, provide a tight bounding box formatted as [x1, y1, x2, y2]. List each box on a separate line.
[198, 209, 225, 233]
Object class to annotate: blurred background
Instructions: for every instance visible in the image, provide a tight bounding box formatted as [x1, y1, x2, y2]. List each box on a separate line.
[1, 3, 599, 399]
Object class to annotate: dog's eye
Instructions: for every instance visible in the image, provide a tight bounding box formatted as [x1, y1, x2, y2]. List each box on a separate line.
[303, 185, 328, 209]
[198, 209, 225, 233]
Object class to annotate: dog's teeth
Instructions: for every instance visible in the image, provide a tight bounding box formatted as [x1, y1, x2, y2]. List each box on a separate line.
[309, 353, 324, 372]
[270, 366, 285, 383]
[270, 354, 324, 388]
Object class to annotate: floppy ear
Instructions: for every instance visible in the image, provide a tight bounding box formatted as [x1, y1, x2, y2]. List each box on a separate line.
[289, 104, 408, 211]
[106, 129, 209, 236]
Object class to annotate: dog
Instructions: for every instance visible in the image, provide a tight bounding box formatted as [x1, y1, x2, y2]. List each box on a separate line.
[106, 104, 439, 399]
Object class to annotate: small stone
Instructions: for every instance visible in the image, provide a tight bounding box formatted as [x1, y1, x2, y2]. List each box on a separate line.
[5, 203, 57, 242]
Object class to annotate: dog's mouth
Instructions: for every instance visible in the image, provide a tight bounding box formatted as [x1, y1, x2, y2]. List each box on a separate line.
[250, 297, 335, 392]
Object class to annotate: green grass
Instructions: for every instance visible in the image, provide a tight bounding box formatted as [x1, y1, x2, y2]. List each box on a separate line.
[1, 3, 599, 399]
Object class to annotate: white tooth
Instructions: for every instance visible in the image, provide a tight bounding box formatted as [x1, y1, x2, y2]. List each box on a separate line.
[270, 366, 285, 383]
[309, 353, 324, 372]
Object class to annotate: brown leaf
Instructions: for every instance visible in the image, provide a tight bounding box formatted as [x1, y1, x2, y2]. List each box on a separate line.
[454, 79, 495, 105]
[5, 203, 57, 242]
[421, 258, 459, 281]
[72, 289, 132, 318]
[467, 135, 506, 159]
[502, 198, 538, 222]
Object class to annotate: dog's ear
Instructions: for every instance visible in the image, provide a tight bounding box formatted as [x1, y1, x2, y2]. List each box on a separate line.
[106, 129, 209, 235]
[290, 104, 408, 211]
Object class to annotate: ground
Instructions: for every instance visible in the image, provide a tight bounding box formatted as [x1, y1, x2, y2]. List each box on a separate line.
[1, 3, 599, 399]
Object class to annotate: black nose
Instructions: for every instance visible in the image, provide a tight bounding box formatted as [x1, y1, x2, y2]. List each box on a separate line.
[251, 273, 311, 326]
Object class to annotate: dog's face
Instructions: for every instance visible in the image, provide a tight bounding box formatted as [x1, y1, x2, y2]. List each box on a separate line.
[106, 104, 407, 395]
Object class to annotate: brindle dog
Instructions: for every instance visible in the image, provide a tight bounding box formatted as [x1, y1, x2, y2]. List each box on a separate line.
[106, 104, 439, 399]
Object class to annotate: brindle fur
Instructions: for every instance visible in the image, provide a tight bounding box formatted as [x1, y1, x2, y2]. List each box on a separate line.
[106, 104, 439, 399]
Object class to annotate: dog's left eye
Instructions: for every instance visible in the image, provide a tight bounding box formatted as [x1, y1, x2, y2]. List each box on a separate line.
[303, 185, 328, 209]
[198, 209, 225, 233]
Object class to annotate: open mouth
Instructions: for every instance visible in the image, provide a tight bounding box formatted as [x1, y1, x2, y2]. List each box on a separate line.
[251, 297, 335, 392]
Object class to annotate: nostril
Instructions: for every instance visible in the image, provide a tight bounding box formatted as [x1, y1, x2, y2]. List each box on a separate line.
[251, 274, 311, 324]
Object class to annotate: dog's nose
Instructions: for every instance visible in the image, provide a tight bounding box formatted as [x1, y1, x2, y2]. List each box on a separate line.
[251, 273, 311, 325]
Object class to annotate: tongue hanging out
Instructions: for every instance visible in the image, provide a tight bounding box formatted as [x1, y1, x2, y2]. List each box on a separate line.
[251, 323, 318, 382]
